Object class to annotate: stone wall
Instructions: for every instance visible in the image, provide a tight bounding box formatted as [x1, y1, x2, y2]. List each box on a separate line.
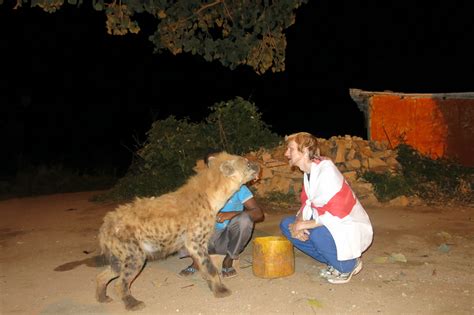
[245, 135, 401, 205]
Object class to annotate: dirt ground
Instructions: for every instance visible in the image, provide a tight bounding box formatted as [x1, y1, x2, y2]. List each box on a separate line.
[1, 191, 473, 315]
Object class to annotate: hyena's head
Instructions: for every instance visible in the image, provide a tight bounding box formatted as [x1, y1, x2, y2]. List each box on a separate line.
[208, 152, 260, 185]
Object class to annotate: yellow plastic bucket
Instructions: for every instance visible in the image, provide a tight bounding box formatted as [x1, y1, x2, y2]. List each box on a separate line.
[252, 236, 295, 279]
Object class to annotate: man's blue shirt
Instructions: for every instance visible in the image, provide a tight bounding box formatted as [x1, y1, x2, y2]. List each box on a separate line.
[215, 185, 253, 230]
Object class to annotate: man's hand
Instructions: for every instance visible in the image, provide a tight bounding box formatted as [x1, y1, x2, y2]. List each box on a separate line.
[216, 211, 238, 223]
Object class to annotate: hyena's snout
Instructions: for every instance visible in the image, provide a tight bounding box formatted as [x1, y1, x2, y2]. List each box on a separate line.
[248, 161, 260, 181]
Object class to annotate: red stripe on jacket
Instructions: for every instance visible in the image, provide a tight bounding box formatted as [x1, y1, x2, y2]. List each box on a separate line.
[301, 181, 356, 219]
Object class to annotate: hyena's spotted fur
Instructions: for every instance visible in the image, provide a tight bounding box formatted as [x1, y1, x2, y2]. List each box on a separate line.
[95, 152, 260, 311]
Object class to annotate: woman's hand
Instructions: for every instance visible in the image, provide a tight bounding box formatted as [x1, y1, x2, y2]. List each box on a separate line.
[289, 222, 309, 241]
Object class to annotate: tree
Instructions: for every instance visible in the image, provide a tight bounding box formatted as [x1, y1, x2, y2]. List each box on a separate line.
[100, 97, 281, 200]
[8, 0, 308, 74]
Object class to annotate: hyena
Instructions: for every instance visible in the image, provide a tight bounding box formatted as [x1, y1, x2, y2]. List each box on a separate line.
[95, 152, 260, 311]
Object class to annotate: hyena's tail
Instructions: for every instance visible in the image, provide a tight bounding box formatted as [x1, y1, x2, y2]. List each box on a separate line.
[97, 215, 115, 263]
[55, 212, 116, 272]
[54, 254, 108, 271]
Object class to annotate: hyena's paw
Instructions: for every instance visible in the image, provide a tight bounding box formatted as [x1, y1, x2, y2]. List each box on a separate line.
[99, 296, 113, 303]
[213, 284, 232, 298]
[96, 293, 113, 303]
[123, 296, 146, 311]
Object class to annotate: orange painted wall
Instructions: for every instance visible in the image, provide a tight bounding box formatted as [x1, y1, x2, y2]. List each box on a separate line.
[369, 95, 474, 166]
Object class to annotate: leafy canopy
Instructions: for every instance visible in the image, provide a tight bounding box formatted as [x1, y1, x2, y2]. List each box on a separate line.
[9, 0, 308, 74]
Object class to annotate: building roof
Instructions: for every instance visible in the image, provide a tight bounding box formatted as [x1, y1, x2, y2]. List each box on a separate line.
[349, 88, 474, 113]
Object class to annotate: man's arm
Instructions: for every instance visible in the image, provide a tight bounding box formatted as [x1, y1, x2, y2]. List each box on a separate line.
[216, 197, 264, 223]
[242, 197, 264, 223]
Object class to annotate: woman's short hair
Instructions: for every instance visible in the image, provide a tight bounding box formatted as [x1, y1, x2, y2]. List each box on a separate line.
[284, 132, 319, 159]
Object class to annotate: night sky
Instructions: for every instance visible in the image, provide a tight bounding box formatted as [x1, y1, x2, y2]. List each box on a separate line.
[1, 1, 473, 176]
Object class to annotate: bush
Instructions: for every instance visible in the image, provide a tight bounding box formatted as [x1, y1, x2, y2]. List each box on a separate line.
[206, 97, 281, 154]
[398, 144, 473, 203]
[262, 190, 298, 205]
[100, 97, 281, 201]
[361, 172, 411, 202]
[362, 144, 474, 203]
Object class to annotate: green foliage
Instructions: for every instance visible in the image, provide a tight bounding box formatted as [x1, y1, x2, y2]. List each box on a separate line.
[10, 0, 308, 74]
[396, 144, 473, 202]
[206, 97, 280, 154]
[362, 144, 474, 203]
[262, 190, 297, 205]
[361, 172, 411, 202]
[102, 97, 280, 201]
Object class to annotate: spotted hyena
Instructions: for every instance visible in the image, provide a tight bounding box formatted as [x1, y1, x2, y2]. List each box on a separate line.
[95, 152, 260, 311]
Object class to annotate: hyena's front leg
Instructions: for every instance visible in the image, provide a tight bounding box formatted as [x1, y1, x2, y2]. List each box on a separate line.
[186, 241, 231, 298]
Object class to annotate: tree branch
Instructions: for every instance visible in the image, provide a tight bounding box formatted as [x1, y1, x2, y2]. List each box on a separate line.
[195, 0, 223, 15]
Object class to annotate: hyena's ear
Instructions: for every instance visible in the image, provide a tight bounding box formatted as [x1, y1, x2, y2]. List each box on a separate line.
[219, 160, 235, 177]
[207, 156, 217, 168]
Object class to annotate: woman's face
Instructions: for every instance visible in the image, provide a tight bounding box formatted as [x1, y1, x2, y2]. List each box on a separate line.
[285, 140, 307, 169]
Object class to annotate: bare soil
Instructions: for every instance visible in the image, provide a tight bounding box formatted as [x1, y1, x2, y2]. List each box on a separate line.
[1, 191, 473, 314]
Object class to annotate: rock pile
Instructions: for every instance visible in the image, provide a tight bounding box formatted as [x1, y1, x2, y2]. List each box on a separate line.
[246, 135, 402, 206]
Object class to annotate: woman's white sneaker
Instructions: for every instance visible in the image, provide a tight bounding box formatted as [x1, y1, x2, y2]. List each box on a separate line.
[327, 259, 363, 284]
[319, 265, 336, 279]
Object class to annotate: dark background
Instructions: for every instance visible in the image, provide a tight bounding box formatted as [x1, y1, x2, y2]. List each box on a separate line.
[1, 1, 473, 176]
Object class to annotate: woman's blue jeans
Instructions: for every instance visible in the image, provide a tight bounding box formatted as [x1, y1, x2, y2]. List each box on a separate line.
[279, 215, 356, 273]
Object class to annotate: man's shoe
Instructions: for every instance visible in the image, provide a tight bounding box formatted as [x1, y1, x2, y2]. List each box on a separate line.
[178, 265, 197, 277]
[327, 259, 363, 284]
[221, 267, 238, 278]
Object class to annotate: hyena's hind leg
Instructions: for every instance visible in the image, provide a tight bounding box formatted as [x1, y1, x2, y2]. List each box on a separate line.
[186, 241, 231, 298]
[114, 253, 147, 311]
[95, 255, 120, 303]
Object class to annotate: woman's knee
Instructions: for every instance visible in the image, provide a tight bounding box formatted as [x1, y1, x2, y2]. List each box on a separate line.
[309, 225, 331, 239]
[279, 216, 295, 234]
[309, 226, 336, 248]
